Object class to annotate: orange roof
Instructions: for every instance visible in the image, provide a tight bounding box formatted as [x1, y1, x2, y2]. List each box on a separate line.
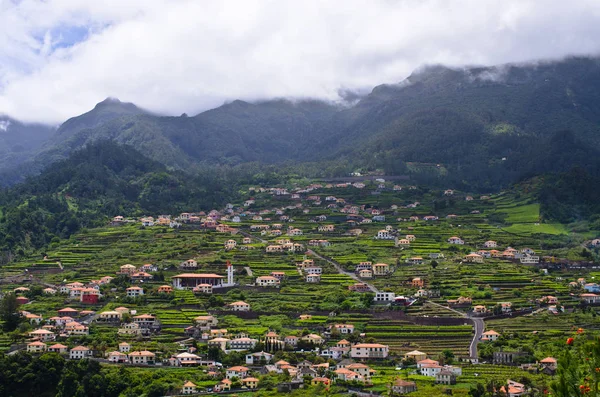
[353, 343, 387, 348]
[228, 366, 249, 371]
[172, 273, 224, 278]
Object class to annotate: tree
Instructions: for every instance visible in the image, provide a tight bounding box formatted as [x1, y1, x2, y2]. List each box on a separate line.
[0, 293, 21, 331]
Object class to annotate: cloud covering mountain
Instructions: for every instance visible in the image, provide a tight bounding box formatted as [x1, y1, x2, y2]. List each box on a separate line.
[2, 0, 600, 124]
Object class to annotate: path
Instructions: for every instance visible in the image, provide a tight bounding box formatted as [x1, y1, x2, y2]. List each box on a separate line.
[244, 266, 253, 277]
[238, 230, 267, 244]
[306, 249, 380, 293]
[239, 227, 379, 293]
[469, 317, 484, 359]
[426, 300, 484, 360]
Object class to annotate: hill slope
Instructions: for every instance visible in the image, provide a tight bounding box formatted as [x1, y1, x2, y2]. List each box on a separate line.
[4, 57, 600, 189]
[0, 141, 239, 254]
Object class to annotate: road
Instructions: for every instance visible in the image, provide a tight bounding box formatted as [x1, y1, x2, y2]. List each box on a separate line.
[306, 249, 380, 293]
[426, 300, 484, 360]
[469, 317, 484, 359]
[238, 228, 379, 293]
[238, 230, 267, 244]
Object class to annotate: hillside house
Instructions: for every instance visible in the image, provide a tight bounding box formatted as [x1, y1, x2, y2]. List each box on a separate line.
[180, 259, 198, 269]
[396, 238, 411, 247]
[436, 370, 457, 385]
[229, 301, 250, 311]
[351, 343, 389, 359]
[447, 236, 464, 245]
[376, 230, 394, 239]
[193, 284, 213, 294]
[483, 240, 497, 248]
[27, 341, 47, 353]
[481, 330, 500, 342]
[181, 381, 197, 395]
[406, 257, 424, 265]
[334, 368, 365, 383]
[412, 278, 424, 288]
[29, 329, 55, 342]
[373, 263, 390, 276]
[129, 351, 156, 365]
[581, 293, 600, 304]
[256, 276, 280, 287]
[224, 239, 237, 250]
[131, 272, 153, 281]
[349, 283, 371, 292]
[374, 292, 396, 302]
[392, 379, 417, 394]
[108, 351, 129, 363]
[405, 350, 427, 362]
[118, 264, 137, 275]
[359, 269, 373, 278]
[306, 274, 321, 283]
[226, 366, 249, 379]
[332, 324, 354, 334]
[126, 286, 144, 297]
[70, 346, 92, 360]
[464, 253, 484, 263]
[172, 273, 225, 289]
[132, 314, 157, 328]
[318, 225, 335, 232]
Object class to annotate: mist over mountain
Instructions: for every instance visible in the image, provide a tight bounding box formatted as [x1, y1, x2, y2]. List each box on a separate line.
[1, 56, 600, 189]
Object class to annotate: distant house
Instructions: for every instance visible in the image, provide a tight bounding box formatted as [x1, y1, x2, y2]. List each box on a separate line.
[256, 276, 280, 287]
[581, 293, 600, 304]
[348, 283, 371, 292]
[229, 301, 250, 311]
[436, 370, 457, 385]
[126, 286, 144, 297]
[483, 240, 497, 248]
[306, 274, 321, 283]
[372, 263, 390, 276]
[350, 343, 389, 359]
[226, 366, 250, 379]
[405, 350, 427, 362]
[129, 350, 156, 365]
[481, 330, 500, 342]
[464, 253, 484, 263]
[376, 230, 393, 240]
[374, 292, 395, 302]
[181, 381, 197, 395]
[392, 379, 417, 394]
[70, 346, 91, 360]
[447, 236, 464, 245]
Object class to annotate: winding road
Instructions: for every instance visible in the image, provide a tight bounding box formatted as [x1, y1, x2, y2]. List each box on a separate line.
[239, 226, 483, 358]
[306, 249, 380, 293]
[426, 300, 484, 360]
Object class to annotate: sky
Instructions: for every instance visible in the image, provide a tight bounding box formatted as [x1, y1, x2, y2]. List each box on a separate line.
[1, 0, 600, 125]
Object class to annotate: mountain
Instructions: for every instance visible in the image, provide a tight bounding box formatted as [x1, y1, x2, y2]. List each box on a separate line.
[0, 141, 239, 253]
[0, 116, 56, 169]
[3, 56, 600, 189]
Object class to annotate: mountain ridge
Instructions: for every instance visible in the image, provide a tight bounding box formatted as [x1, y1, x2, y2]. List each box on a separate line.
[1, 56, 600, 189]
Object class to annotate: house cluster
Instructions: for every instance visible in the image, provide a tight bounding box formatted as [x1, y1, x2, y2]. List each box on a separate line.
[294, 259, 322, 283]
[26, 307, 93, 345]
[472, 243, 539, 264]
[411, 352, 463, 385]
[265, 238, 304, 253]
[97, 307, 161, 334]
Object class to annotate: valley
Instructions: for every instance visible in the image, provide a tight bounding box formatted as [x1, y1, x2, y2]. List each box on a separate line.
[2, 177, 599, 396]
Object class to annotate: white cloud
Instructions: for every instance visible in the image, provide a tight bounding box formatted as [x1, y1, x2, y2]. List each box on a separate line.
[0, 120, 10, 132]
[1, 0, 600, 124]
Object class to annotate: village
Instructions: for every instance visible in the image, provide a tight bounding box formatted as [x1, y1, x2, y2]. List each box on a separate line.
[2, 178, 600, 396]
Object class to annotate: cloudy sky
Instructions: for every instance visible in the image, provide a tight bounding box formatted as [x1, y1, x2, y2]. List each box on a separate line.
[1, 0, 600, 124]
